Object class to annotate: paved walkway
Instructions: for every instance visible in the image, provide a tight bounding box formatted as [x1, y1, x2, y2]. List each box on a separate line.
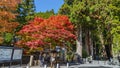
[31, 61, 120, 68]
[1, 61, 120, 68]
[10, 64, 119, 68]
[2, 64, 120, 68]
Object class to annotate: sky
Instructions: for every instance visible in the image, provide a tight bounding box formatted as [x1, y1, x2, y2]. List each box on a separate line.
[34, 0, 64, 13]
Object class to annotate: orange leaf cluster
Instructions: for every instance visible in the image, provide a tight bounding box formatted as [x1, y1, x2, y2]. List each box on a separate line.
[0, 0, 20, 33]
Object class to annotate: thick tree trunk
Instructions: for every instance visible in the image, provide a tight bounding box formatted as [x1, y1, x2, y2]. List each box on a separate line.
[102, 25, 113, 60]
[105, 37, 113, 60]
[105, 44, 112, 60]
[99, 32, 107, 58]
[89, 31, 93, 56]
[76, 25, 82, 57]
[76, 40, 82, 57]
[85, 30, 93, 56]
[85, 29, 89, 56]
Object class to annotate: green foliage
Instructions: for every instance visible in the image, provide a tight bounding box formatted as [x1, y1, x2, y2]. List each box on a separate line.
[16, 0, 35, 32]
[113, 34, 120, 55]
[34, 9, 55, 19]
[70, 1, 85, 24]
[82, 49, 88, 58]
[64, 0, 74, 6]
[16, 0, 35, 24]
[4, 33, 13, 44]
[58, 4, 71, 16]
[110, 0, 120, 34]
[110, 0, 120, 55]
[66, 51, 74, 62]
[66, 41, 76, 51]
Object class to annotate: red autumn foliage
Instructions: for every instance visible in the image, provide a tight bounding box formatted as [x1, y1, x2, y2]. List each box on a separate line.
[17, 15, 76, 49]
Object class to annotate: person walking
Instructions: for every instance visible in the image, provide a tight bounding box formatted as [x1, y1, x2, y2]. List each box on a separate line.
[39, 52, 44, 67]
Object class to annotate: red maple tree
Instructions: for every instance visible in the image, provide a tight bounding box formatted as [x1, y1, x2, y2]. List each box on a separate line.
[17, 15, 76, 51]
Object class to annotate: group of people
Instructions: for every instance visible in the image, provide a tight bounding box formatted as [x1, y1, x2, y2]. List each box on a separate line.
[38, 52, 51, 66]
[33, 51, 83, 67]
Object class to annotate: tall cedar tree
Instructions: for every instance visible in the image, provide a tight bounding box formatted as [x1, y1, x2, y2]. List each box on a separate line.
[59, 0, 117, 59]
[17, 0, 35, 25]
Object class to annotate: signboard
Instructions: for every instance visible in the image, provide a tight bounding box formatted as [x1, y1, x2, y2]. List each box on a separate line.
[0, 46, 23, 61]
[0, 46, 23, 67]
[0, 48, 13, 61]
[12, 49, 23, 60]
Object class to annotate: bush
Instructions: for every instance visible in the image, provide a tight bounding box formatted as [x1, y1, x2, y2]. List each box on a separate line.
[82, 49, 88, 58]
